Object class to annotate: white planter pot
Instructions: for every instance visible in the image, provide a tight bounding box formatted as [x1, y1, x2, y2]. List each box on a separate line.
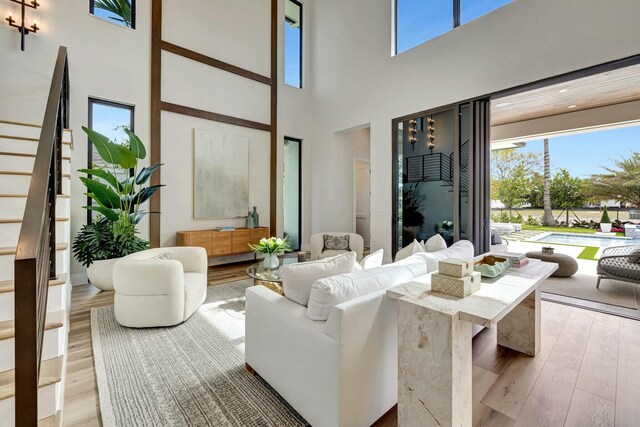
[87, 258, 121, 291]
[600, 223, 612, 233]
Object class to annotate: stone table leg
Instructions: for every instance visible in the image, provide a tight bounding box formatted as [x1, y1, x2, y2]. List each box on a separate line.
[398, 298, 472, 427]
[497, 288, 540, 356]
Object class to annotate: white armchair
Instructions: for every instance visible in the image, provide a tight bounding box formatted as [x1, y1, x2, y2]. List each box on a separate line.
[113, 247, 208, 328]
[310, 232, 364, 262]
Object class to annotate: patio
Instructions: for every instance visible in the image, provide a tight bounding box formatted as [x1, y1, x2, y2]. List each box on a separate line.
[504, 230, 640, 318]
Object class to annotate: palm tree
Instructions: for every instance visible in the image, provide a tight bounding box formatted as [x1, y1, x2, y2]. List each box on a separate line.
[94, 0, 132, 28]
[542, 138, 555, 226]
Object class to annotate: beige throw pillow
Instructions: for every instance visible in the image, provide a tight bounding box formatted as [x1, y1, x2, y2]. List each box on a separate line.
[395, 239, 425, 262]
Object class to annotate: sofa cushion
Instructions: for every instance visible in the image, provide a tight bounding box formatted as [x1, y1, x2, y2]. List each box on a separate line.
[423, 234, 447, 252]
[306, 261, 429, 321]
[280, 252, 357, 306]
[395, 239, 425, 262]
[411, 240, 475, 272]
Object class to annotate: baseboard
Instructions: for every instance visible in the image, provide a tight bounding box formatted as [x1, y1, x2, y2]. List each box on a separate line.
[71, 272, 88, 286]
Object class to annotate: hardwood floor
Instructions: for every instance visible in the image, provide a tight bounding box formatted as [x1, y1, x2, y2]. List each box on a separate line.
[63, 261, 640, 426]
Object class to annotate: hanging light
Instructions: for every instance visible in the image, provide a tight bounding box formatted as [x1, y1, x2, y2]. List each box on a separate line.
[427, 116, 435, 153]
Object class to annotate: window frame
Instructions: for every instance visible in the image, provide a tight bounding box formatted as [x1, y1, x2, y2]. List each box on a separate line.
[284, 0, 303, 89]
[283, 137, 303, 251]
[89, 0, 137, 29]
[87, 97, 135, 224]
[394, 0, 510, 55]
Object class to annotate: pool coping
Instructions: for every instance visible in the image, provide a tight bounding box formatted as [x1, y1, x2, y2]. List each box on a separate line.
[526, 231, 638, 260]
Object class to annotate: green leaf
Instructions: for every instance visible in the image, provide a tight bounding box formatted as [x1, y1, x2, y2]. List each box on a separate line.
[83, 205, 119, 221]
[77, 168, 122, 190]
[124, 128, 146, 159]
[80, 177, 121, 209]
[117, 145, 137, 169]
[82, 126, 122, 165]
[129, 185, 164, 211]
[135, 163, 163, 185]
[120, 176, 135, 195]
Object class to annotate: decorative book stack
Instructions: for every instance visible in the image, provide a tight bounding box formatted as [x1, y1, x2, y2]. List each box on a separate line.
[501, 252, 529, 267]
[432, 258, 481, 298]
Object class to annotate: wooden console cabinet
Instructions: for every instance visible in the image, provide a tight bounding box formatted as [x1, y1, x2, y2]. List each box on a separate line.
[176, 227, 270, 258]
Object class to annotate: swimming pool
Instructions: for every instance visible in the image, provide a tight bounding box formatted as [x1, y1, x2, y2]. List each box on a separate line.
[533, 232, 640, 248]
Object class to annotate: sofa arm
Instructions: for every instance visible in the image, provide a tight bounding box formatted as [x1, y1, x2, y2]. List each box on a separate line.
[324, 290, 398, 426]
[164, 246, 208, 274]
[113, 259, 185, 296]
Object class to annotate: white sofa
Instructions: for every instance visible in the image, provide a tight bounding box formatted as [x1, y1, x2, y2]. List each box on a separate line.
[310, 232, 365, 262]
[245, 240, 474, 426]
[113, 247, 208, 328]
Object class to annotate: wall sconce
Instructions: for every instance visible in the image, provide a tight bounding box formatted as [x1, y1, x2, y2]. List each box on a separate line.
[427, 116, 435, 153]
[408, 119, 418, 150]
[5, 0, 39, 51]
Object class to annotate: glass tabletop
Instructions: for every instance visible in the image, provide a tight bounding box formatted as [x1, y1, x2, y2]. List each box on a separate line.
[246, 258, 299, 283]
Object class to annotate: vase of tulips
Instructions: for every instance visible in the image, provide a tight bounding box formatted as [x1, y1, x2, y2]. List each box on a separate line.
[249, 237, 292, 269]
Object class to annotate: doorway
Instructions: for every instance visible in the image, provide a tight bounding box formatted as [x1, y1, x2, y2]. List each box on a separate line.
[283, 137, 302, 251]
[354, 158, 371, 248]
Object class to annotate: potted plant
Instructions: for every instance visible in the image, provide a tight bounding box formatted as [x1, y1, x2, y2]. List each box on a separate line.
[249, 237, 292, 269]
[72, 127, 163, 290]
[600, 206, 612, 233]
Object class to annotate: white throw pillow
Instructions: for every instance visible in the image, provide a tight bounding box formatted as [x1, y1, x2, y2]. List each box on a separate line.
[306, 261, 429, 321]
[395, 239, 425, 262]
[280, 252, 357, 306]
[360, 249, 384, 269]
[423, 234, 447, 252]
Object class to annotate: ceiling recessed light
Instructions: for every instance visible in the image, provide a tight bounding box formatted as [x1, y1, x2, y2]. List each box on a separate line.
[496, 102, 510, 108]
[568, 105, 577, 109]
[558, 89, 568, 93]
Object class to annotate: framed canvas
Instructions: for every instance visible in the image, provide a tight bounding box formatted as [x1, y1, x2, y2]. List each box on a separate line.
[193, 129, 249, 218]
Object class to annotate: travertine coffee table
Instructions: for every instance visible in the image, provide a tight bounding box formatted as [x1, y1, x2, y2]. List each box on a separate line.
[387, 259, 558, 427]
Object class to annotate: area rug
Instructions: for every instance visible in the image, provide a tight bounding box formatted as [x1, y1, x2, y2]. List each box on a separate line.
[91, 279, 308, 427]
[542, 273, 639, 310]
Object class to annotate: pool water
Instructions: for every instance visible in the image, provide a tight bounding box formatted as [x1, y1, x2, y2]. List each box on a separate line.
[534, 232, 640, 248]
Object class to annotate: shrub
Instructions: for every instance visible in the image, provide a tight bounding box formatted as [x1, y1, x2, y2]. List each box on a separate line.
[600, 206, 611, 223]
[525, 215, 539, 226]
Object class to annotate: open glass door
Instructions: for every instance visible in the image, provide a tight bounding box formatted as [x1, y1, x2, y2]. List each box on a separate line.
[392, 99, 491, 256]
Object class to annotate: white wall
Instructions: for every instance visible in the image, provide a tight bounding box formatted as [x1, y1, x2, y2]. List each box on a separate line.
[0, 0, 151, 281]
[278, 0, 640, 261]
[160, 0, 273, 256]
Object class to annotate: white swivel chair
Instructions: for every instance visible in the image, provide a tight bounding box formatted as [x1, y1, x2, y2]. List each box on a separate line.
[113, 247, 208, 328]
[310, 232, 364, 262]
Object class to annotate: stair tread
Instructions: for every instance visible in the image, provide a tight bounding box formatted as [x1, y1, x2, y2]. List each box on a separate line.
[0, 273, 67, 294]
[0, 135, 72, 145]
[0, 355, 64, 401]
[0, 310, 65, 341]
[0, 171, 71, 177]
[0, 242, 68, 256]
[0, 119, 72, 132]
[0, 194, 70, 198]
[0, 217, 69, 224]
[38, 410, 61, 427]
[0, 151, 71, 161]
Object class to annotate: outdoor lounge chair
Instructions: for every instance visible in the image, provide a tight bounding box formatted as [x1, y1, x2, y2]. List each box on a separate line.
[490, 221, 522, 234]
[596, 245, 640, 288]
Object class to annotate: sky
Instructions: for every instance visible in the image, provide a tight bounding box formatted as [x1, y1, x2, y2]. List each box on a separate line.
[517, 125, 640, 178]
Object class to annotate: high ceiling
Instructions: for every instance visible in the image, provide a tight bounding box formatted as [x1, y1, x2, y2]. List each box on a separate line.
[491, 63, 640, 126]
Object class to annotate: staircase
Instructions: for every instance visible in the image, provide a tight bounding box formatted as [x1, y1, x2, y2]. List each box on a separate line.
[0, 49, 72, 426]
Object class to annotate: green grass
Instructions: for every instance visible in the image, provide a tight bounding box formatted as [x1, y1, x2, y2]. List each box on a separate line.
[577, 246, 600, 261]
[522, 225, 597, 234]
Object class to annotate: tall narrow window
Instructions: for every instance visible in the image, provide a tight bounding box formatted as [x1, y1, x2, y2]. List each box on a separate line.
[87, 98, 134, 223]
[285, 0, 303, 88]
[90, 0, 136, 29]
[283, 138, 302, 251]
[395, 0, 511, 54]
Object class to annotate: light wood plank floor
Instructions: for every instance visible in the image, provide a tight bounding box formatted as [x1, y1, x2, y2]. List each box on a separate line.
[63, 261, 640, 426]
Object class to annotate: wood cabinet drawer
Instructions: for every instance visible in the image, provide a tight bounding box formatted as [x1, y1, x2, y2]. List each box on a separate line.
[210, 232, 232, 256]
[232, 229, 252, 253]
[250, 227, 270, 243]
[182, 231, 211, 256]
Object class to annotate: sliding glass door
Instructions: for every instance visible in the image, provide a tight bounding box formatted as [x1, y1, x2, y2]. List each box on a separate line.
[283, 137, 302, 251]
[392, 99, 490, 255]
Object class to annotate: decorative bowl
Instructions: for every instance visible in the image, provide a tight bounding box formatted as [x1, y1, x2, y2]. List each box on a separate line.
[473, 255, 511, 278]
